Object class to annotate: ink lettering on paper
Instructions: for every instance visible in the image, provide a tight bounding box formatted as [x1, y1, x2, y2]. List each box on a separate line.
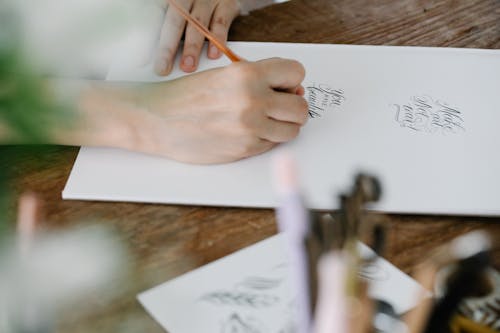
[306, 83, 345, 118]
[392, 95, 465, 134]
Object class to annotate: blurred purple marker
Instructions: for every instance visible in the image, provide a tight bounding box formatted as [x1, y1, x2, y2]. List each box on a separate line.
[273, 152, 311, 333]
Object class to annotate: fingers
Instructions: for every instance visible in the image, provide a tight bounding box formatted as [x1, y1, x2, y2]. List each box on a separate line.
[208, 0, 240, 59]
[181, 1, 216, 72]
[155, 0, 193, 75]
[241, 138, 277, 159]
[257, 118, 302, 143]
[266, 92, 309, 125]
[256, 57, 306, 90]
[226, 59, 307, 143]
[255, 58, 308, 126]
[156, 0, 240, 75]
[295, 85, 305, 96]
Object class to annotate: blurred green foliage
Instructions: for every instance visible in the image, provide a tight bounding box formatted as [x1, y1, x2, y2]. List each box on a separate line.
[0, 4, 63, 238]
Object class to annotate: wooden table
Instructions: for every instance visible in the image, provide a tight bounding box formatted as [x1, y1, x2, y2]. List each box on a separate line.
[4, 0, 500, 332]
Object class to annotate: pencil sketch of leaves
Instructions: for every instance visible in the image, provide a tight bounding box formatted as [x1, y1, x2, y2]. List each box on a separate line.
[220, 313, 295, 333]
[221, 313, 265, 333]
[200, 291, 280, 307]
[238, 276, 283, 290]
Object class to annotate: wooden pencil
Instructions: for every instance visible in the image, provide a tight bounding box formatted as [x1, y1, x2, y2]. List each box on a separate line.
[166, 0, 243, 62]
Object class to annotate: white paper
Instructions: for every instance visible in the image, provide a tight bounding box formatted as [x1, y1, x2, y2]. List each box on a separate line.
[138, 234, 428, 333]
[239, 0, 290, 15]
[63, 42, 500, 215]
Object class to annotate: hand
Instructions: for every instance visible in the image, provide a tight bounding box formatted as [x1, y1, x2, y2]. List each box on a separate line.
[131, 58, 308, 163]
[46, 58, 307, 163]
[154, 0, 241, 76]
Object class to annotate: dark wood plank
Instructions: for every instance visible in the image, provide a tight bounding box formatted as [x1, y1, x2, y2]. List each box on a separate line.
[231, 0, 500, 48]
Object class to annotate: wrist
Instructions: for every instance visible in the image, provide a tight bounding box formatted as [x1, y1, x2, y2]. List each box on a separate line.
[118, 82, 180, 157]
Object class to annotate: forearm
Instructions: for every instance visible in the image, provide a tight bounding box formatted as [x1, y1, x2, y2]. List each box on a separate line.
[46, 79, 139, 150]
[1, 59, 308, 164]
[1, 76, 179, 154]
[51, 59, 307, 164]
[0, 79, 129, 147]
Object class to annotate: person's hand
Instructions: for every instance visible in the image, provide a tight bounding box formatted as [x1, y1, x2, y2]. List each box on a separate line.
[47, 58, 307, 164]
[136, 58, 308, 163]
[154, 0, 241, 76]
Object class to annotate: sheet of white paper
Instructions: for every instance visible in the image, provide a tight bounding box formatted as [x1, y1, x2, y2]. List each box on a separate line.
[63, 42, 500, 215]
[239, 0, 290, 14]
[138, 234, 428, 333]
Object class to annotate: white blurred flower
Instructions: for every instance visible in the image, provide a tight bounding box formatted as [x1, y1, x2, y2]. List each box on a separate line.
[0, 225, 127, 332]
[9, 0, 166, 76]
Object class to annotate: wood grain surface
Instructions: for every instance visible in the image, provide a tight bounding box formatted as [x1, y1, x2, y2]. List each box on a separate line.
[3, 1, 500, 332]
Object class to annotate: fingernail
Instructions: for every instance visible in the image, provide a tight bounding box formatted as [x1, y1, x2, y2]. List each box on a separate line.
[182, 55, 195, 69]
[155, 59, 169, 75]
[209, 45, 220, 58]
[296, 86, 305, 96]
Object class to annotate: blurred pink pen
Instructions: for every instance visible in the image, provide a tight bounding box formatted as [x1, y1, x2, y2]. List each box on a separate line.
[17, 192, 39, 256]
[15, 193, 51, 333]
[273, 152, 311, 333]
[313, 253, 349, 333]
